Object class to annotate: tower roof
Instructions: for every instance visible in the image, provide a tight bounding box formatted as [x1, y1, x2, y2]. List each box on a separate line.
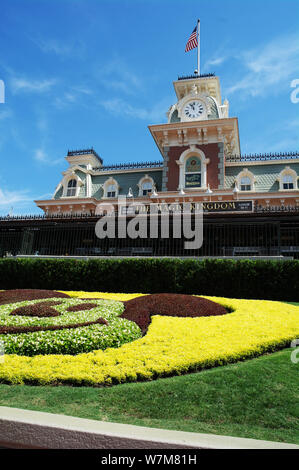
[173, 74, 221, 105]
[67, 148, 103, 164]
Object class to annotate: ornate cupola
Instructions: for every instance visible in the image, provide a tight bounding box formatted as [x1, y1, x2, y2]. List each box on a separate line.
[66, 148, 103, 169]
[148, 73, 240, 193]
[167, 74, 228, 123]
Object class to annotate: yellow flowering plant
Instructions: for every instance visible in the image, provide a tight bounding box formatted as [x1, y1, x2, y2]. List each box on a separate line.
[0, 291, 298, 386]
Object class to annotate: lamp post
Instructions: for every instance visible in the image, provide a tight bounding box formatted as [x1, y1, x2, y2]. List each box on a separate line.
[205, 184, 213, 202]
[150, 184, 158, 199]
[127, 187, 133, 198]
[233, 182, 239, 200]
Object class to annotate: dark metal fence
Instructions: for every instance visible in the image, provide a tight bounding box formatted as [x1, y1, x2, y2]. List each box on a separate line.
[1, 212, 299, 258]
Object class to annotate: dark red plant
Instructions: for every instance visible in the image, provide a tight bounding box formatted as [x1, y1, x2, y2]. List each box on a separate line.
[121, 293, 228, 334]
[10, 303, 61, 317]
[0, 289, 70, 305]
[66, 303, 98, 312]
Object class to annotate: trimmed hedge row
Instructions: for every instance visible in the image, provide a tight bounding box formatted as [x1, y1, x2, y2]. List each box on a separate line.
[0, 257, 298, 301]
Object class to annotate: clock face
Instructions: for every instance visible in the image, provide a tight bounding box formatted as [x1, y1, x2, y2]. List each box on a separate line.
[184, 101, 204, 119]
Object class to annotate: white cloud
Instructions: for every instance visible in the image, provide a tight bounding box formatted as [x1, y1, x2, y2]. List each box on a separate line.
[226, 34, 299, 98]
[98, 59, 143, 95]
[0, 188, 32, 206]
[204, 56, 227, 69]
[34, 148, 63, 165]
[38, 39, 73, 56]
[100, 97, 168, 122]
[53, 86, 93, 109]
[72, 85, 93, 96]
[0, 187, 51, 215]
[34, 38, 86, 59]
[11, 77, 57, 94]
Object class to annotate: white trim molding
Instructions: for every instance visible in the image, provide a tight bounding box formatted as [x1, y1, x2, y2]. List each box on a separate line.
[137, 174, 155, 197]
[61, 171, 84, 198]
[277, 166, 298, 191]
[102, 177, 120, 199]
[235, 168, 256, 192]
[176, 145, 210, 190]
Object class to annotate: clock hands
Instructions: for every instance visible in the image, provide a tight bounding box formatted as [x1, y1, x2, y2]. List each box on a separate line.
[185, 102, 204, 118]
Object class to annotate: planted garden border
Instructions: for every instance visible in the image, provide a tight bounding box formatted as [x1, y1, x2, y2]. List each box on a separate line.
[0, 291, 298, 386]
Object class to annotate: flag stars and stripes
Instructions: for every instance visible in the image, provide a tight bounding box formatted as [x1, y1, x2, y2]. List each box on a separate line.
[185, 26, 198, 52]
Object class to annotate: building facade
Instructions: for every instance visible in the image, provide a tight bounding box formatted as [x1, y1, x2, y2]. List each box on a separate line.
[35, 74, 299, 216]
[1, 73, 299, 257]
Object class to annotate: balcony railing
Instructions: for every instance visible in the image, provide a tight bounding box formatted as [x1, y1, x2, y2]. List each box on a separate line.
[255, 205, 299, 213]
[93, 161, 164, 171]
[177, 73, 215, 80]
[226, 151, 299, 162]
[1, 205, 299, 222]
[67, 148, 103, 164]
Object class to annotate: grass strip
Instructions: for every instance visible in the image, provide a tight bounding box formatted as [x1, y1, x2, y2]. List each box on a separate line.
[0, 348, 298, 444]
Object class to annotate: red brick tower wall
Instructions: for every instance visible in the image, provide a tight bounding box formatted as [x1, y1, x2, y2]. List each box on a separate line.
[165, 143, 223, 191]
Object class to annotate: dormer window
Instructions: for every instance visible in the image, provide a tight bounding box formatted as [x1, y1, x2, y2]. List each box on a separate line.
[278, 167, 298, 191]
[283, 174, 294, 190]
[142, 181, 152, 196]
[236, 169, 255, 192]
[138, 175, 155, 197]
[240, 176, 251, 191]
[66, 179, 77, 197]
[107, 184, 116, 198]
[103, 178, 119, 198]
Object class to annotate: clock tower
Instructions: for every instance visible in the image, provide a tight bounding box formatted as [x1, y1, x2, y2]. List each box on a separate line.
[148, 73, 240, 193]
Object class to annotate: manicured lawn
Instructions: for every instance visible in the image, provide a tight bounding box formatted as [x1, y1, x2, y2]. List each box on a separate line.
[0, 348, 298, 444]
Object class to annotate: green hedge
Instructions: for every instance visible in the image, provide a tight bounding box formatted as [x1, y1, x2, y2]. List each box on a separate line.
[0, 258, 298, 301]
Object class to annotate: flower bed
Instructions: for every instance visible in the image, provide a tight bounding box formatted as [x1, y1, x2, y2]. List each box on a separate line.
[121, 293, 228, 333]
[0, 297, 141, 355]
[0, 289, 69, 305]
[0, 291, 298, 386]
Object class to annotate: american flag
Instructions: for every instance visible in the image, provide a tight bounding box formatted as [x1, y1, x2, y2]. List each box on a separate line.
[185, 25, 198, 52]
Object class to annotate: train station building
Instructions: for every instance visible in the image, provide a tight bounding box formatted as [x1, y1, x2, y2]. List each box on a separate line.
[1, 73, 299, 257]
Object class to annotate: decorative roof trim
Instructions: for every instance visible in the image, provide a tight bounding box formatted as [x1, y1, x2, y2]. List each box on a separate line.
[177, 73, 215, 80]
[93, 161, 163, 171]
[67, 148, 103, 164]
[226, 152, 299, 162]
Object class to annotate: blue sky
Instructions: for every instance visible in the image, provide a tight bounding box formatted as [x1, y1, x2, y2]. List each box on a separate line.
[0, 0, 298, 214]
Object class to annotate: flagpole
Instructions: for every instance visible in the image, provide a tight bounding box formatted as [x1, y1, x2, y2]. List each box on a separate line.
[197, 19, 200, 75]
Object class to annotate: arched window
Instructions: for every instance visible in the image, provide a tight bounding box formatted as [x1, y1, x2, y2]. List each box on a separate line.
[176, 146, 209, 191]
[278, 167, 298, 191]
[236, 169, 255, 192]
[185, 156, 202, 188]
[138, 175, 155, 197]
[66, 179, 77, 197]
[107, 184, 116, 198]
[141, 181, 153, 196]
[240, 176, 252, 191]
[103, 178, 119, 198]
[283, 174, 294, 190]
